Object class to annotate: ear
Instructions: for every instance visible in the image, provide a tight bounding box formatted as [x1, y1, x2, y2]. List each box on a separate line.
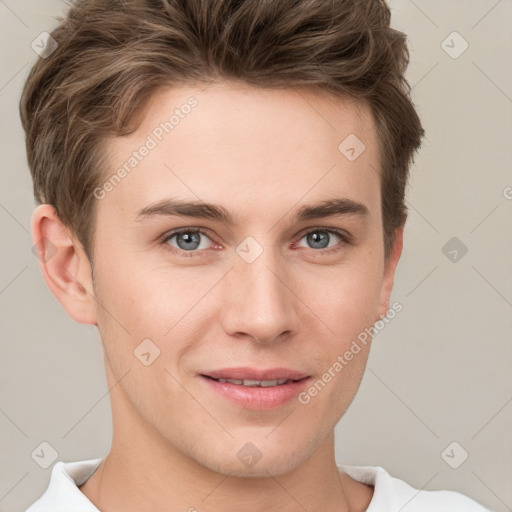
[376, 226, 404, 322]
[31, 204, 97, 325]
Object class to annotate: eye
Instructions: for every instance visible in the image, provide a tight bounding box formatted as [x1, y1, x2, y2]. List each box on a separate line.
[295, 228, 349, 253]
[162, 228, 214, 256]
[161, 227, 351, 258]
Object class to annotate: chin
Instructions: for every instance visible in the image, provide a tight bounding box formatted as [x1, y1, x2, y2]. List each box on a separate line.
[191, 437, 313, 479]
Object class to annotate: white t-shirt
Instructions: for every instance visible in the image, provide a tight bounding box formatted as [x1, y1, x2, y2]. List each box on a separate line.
[25, 458, 493, 512]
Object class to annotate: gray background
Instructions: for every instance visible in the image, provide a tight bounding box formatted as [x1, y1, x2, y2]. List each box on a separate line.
[1, 1, 511, 511]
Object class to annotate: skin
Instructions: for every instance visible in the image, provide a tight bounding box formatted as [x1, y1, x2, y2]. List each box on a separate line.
[32, 80, 403, 512]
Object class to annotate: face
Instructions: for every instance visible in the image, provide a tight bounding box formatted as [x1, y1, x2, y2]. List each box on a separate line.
[87, 81, 400, 477]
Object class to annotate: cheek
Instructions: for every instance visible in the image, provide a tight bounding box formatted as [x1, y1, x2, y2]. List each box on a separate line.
[94, 251, 198, 332]
[296, 257, 382, 407]
[307, 259, 383, 341]
[92, 253, 220, 380]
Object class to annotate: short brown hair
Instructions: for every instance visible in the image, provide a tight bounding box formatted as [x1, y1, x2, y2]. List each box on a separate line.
[20, 0, 424, 263]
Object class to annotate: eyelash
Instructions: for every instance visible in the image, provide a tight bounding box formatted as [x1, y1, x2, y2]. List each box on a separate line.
[160, 227, 351, 258]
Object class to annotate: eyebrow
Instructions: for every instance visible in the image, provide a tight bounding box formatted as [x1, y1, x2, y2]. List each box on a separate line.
[135, 197, 369, 225]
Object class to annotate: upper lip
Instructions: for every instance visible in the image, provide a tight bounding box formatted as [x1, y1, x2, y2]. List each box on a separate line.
[202, 367, 309, 381]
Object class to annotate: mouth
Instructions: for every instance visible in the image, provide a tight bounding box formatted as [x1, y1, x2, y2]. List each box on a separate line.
[198, 367, 312, 409]
[201, 375, 306, 387]
[200, 366, 309, 385]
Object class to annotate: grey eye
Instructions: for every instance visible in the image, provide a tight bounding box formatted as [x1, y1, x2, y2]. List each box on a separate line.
[298, 230, 342, 250]
[165, 230, 212, 251]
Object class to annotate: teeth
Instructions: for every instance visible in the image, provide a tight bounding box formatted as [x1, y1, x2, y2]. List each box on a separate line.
[216, 378, 291, 386]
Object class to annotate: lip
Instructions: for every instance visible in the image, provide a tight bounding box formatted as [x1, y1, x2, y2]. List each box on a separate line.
[199, 367, 311, 410]
[202, 367, 309, 381]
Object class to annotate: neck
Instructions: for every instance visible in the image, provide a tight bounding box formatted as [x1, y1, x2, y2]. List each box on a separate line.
[82, 436, 351, 512]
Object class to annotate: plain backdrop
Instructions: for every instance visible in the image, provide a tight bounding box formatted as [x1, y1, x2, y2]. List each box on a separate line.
[1, 1, 511, 511]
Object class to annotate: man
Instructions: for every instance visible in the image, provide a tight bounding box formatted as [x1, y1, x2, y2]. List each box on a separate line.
[20, 0, 492, 510]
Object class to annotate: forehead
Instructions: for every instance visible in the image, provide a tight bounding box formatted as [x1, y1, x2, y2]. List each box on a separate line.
[98, 81, 381, 224]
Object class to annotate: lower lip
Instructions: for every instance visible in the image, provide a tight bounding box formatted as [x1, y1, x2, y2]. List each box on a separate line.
[200, 375, 311, 410]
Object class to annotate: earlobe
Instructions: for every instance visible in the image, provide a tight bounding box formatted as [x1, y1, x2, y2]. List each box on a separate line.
[31, 204, 97, 325]
[376, 227, 404, 322]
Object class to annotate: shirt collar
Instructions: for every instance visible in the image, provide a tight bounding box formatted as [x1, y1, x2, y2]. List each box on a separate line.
[29, 459, 393, 511]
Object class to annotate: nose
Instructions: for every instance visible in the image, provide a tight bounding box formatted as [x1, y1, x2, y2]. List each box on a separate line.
[220, 244, 299, 345]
